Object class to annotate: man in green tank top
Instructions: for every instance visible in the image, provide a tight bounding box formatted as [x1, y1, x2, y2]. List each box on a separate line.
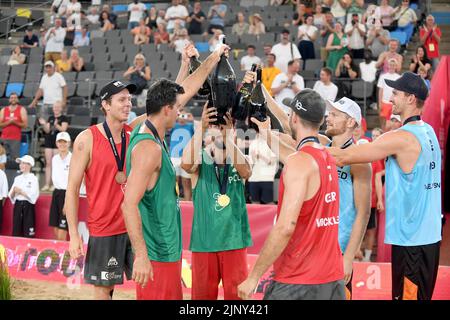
[121, 43, 230, 300]
[181, 104, 253, 300]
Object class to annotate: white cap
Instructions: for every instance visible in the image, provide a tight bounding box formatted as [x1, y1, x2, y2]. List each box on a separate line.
[16, 155, 35, 167]
[44, 60, 55, 67]
[56, 131, 71, 142]
[326, 97, 362, 126]
[390, 114, 401, 122]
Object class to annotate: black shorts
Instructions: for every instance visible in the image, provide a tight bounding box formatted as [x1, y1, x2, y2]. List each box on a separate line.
[249, 182, 273, 204]
[13, 200, 35, 238]
[391, 242, 440, 300]
[263, 280, 345, 300]
[49, 189, 67, 230]
[44, 134, 57, 149]
[84, 233, 134, 286]
[367, 207, 377, 230]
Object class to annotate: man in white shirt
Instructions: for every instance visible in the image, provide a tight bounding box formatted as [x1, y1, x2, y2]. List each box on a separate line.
[128, 0, 147, 30]
[377, 58, 401, 130]
[248, 134, 277, 204]
[313, 67, 338, 102]
[66, 0, 81, 16]
[0, 167, 8, 232]
[9, 155, 39, 238]
[165, 0, 189, 34]
[345, 14, 366, 59]
[44, 17, 66, 62]
[29, 61, 67, 119]
[241, 45, 262, 71]
[50, 132, 72, 241]
[271, 59, 304, 113]
[271, 29, 302, 74]
[73, 25, 90, 47]
[52, 0, 69, 17]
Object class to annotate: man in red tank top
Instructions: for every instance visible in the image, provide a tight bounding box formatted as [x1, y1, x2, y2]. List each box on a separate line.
[65, 44, 230, 300]
[238, 89, 345, 300]
[0, 93, 28, 159]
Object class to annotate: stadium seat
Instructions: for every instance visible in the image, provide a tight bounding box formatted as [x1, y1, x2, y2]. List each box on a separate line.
[111, 61, 129, 71]
[390, 31, 407, 46]
[77, 71, 95, 82]
[84, 62, 95, 71]
[195, 42, 209, 53]
[66, 83, 77, 97]
[351, 80, 374, 100]
[22, 82, 38, 98]
[63, 72, 77, 82]
[304, 59, 324, 72]
[95, 71, 113, 82]
[112, 5, 128, 14]
[5, 83, 24, 97]
[305, 80, 315, 89]
[67, 105, 90, 116]
[76, 82, 96, 98]
[94, 61, 111, 71]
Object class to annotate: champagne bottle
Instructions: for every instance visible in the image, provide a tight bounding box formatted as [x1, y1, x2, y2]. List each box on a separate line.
[189, 56, 211, 97]
[210, 35, 237, 125]
[248, 67, 267, 131]
[231, 63, 257, 121]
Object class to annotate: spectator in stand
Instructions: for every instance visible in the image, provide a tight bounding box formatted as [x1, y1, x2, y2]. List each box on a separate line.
[146, 6, 158, 30]
[363, 4, 378, 31]
[393, 0, 417, 44]
[52, 0, 69, 18]
[86, 6, 100, 25]
[66, 0, 81, 16]
[297, 15, 318, 62]
[30, 61, 67, 119]
[165, 0, 189, 34]
[171, 28, 191, 54]
[101, 4, 117, 29]
[271, 29, 302, 74]
[55, 49, 71, 73]
[313, 4, 326, 29]
[0, 93, 28, 160]
[409, 46, 432, 74]
[21, 27, 39, 54]
[44, 17, 66, 63]
[271, 59, 304, 112]
[377, 58, 401, 130]
[0, 148, 7, 229]
[100, 11, 114, 32]
[39, 27, 47, 47]
[241, 45, 262, 71]
[207, 0, 227, 34]
[329, 0, 348, 26]
[232, 12, 249, 37]
[128, 0, 147, 30]
[366, 19, 390, 59]
[292, 3, 306, 26]
[376, 39, 402, 74]
[248, 133, 277, 204]
[38, 101, 69, 192]
[346, 0, 364, 22]
[0, 144, 6, 171]
[9, 155, 39, 238]
[131, 18, 151, 45]
[359, 50, 377, 83]
[418, 66, 431, 90]
[156, 9, 167, 26]
[123, 53, 151, 107]
[263, 43, 273, 57]
[376, 0, 395, 29]
[66, 0, 82, 30]
[345, 13, 366, 59]
[153, 22, 170, 45]
[326, 21, 348, 72]
[49, 132, 72, 241]
[248, 13, 266, 36]
[335, 52, 359, 98]
[187, 1, 206, 35]
[319, 11, 335, 61]
[73, 25, 90, 47]
[386, 114, 402, 131]
[208, 28, 223, 52]
[7, 46, 26, 65]
[69, 48, 84, 72]
[262, 53, 281, 96]
[313, 67, 338, 102]
[420, 14, 442, 70]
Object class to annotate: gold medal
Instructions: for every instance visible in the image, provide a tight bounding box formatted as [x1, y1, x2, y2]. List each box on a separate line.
[175, 183, 180, 196]
[115, 171, 127, 184]
[217, 194, 230, 207]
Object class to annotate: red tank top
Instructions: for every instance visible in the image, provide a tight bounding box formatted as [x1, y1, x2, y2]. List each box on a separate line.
[84, 124, 131, 236]
[274, 145, 343, 285]
[1, 105, 22, 141]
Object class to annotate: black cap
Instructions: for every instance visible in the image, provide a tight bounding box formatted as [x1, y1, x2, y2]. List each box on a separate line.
[99, 80, 137, 101]
[283, 89, 326, 123]
[281, 29, 290, 34]
[385, 72, 429, 101]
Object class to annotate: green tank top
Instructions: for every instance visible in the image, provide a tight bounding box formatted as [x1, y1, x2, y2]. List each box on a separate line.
[190, 150, 253, 252]
[126, 125, 182, 262]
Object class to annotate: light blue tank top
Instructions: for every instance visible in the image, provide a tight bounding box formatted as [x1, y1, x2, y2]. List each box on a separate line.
[385, 122, 442, 246]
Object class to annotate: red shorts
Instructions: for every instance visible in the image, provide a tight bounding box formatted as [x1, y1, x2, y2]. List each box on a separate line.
[191, 248, 248, 300]
[380, 102, 393, 120]
[136, 259, 182, 300]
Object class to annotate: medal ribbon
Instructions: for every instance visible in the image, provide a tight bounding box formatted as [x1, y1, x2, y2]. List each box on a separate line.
[296, 136, 320, 151]
[145, 119, 168, 152]
[403, 115, 421, 126]
[213, 162, 230, 195]
[102, 121, 126, 173]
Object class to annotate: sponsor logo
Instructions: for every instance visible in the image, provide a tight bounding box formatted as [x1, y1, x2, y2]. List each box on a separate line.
[228, 174, 242, 183]
[324, 192, 337, 203]
[113, 81, 123, 87]
[107, 257, 118, 267]
[316, 216, 339, 228]
[295, 101, 307, 112]
[424, 182, 441, 190]
[101, 271, 121, 281]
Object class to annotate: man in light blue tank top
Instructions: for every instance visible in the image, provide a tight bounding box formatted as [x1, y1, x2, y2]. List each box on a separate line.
[325, 97, 372, 300]
[329, 72, 442, 300]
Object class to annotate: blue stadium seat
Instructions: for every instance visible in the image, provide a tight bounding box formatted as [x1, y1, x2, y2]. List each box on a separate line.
[6, 83, 24, 97]
[390, 31, 407, 46]
[112, 4, 128, 13]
